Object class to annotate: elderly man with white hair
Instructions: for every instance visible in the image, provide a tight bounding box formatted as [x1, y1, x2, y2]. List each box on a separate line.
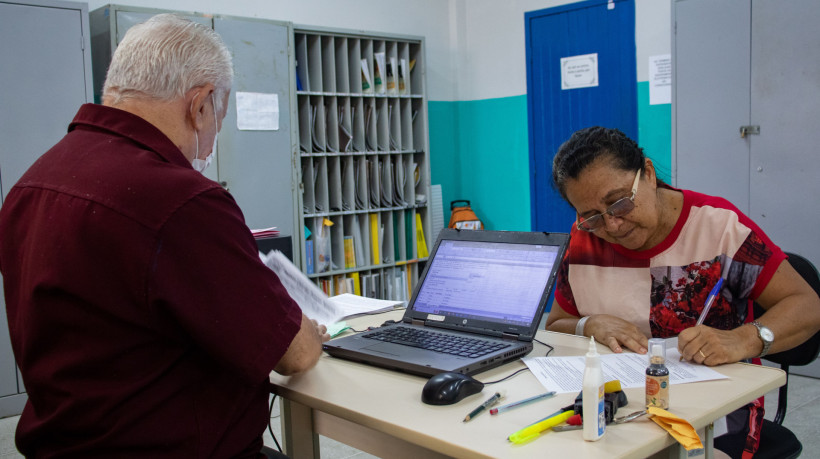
[0, 14, 327, 458]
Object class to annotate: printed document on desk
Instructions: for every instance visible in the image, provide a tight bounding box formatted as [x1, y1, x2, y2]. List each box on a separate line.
[328, 293, 405, 319]
[260, 250, 343, 326]
[524, 350, 728, 394]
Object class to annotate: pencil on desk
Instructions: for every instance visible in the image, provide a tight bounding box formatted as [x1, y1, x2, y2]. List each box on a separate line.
[463, 392, 502, 422]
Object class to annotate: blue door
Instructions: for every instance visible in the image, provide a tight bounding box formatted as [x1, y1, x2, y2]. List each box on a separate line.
[526, 0, 637, 233]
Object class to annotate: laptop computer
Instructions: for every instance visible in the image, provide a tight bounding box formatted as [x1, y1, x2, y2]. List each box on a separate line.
[322, 228, 568, 377]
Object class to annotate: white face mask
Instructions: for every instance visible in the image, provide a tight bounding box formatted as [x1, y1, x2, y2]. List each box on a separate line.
[192, 94, 219, 174]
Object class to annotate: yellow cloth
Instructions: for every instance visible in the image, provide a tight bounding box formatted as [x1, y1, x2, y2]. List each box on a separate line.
[647, 407, 704, 451]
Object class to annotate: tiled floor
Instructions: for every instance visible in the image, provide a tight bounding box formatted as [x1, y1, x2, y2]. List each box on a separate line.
[1, 375, 818, 458]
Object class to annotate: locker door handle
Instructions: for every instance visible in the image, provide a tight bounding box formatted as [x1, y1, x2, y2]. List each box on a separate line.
[740, 125, 760, 138]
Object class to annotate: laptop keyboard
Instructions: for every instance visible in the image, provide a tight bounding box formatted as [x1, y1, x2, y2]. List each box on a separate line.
[364, 326, 511, 358]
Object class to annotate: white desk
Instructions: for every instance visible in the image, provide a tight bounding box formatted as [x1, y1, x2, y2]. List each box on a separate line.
[270, 311, 785, 458]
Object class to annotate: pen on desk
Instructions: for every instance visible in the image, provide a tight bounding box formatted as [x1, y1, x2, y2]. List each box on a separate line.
[463, 391, 503, 422]
[490, 391, 556, 415]
[680, 277, 725, 361]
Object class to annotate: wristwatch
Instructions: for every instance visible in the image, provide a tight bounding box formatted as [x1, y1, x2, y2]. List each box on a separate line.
[750, 321, 774, 358]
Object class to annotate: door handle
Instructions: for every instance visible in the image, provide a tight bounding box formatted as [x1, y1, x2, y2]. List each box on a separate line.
[740, 125, 760, 138]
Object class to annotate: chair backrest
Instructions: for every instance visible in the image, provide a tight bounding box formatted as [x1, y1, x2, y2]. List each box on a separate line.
[753, 252, 820, 426]
[754, 252, 820, 366]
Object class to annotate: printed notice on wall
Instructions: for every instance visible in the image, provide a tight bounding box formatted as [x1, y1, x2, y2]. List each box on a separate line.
[236, 92, 279, 130]
[649, 54, 672, 105]
[561, 53, 598, 90]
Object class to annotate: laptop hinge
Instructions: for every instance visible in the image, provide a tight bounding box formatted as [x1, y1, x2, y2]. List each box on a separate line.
[502, 332, 520, 341]
[411, 318, 425, 326]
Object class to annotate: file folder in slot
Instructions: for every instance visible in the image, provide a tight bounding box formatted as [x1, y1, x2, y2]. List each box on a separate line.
[341, 156, 355, 211]
[328, 156, 343, 211]
[355, 157, 368, 210]
[325, 102, 340, 152]
[380, 157, 394, 207]
[368, 157, 380, 208]
[369, 213, 380, 265]
[302, 161, 316, 214]
[314, 157, 329, 212]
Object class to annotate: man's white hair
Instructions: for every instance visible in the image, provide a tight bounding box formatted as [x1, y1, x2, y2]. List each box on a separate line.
[103, 14, 233, 113]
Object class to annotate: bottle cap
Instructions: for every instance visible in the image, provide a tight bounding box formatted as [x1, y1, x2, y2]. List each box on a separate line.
[648, 338, 666, 362]
[587, 336, 598, 356]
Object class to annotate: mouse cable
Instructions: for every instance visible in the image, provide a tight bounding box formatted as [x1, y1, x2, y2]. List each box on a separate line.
[482, 339, 554, 385]
[268, 395, 283, 453]
[533, 338, 554, 357]
[481, 367, 531, 385]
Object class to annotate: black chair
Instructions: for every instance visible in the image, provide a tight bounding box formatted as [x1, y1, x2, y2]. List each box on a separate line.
[753, 252, 820, 459]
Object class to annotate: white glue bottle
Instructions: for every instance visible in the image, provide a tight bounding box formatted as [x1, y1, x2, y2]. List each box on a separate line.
[583, 336, 606, 441]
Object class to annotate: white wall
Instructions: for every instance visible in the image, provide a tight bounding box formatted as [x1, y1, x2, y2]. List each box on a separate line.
[635, 0, 671, 81]
[449, 0, 671, 101]
[453, 0, 575, 101]
[86, 0, 671, 102]
[86, 0, 458, 100]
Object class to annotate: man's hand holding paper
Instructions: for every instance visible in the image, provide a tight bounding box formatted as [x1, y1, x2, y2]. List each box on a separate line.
[260, 250, 344, 328]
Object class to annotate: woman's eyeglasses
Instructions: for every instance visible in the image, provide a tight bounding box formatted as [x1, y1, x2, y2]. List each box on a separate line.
[576, 169, 641, 232]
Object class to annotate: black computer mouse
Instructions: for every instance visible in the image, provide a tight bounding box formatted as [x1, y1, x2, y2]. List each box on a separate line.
[421, 372, 485, 405]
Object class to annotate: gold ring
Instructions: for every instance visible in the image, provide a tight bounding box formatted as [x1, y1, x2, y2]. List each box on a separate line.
[699, 350, 707, 358]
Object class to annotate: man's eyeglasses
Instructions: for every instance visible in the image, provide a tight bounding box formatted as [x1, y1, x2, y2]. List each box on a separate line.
[576, 169, 642, 232]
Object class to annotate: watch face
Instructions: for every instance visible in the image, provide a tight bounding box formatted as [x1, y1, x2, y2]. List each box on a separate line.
[760, 327, 774, 342]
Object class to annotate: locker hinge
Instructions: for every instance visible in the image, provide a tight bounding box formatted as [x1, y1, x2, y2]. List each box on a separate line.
[740, 125, 760, 138]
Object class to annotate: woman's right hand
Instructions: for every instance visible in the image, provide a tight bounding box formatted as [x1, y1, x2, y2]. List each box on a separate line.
[585, 314, 648, 354]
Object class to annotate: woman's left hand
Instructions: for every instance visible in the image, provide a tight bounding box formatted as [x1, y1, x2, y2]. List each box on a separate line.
[678, 324, 756, 365]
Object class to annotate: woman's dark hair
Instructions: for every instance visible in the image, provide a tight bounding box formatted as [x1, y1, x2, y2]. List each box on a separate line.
[551, 126, 657, 201]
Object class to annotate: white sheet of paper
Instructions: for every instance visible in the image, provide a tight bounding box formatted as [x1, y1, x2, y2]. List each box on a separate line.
[236, 92, 279, 130]
[259, 250, 343, 325]
[524, 345, 728, 394]
[649, 54, 672, 105]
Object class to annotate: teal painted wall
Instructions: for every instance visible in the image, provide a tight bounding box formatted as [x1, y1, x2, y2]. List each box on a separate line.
[428, 86, 671, 231]
[637, 81, 672, 182]
[429, 97, 531, 231]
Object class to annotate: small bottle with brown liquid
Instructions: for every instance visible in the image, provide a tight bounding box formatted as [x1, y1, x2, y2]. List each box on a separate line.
[645, 338, 669, 409]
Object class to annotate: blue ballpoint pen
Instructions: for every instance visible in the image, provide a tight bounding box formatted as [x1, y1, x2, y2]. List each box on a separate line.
[696, 277, 724, 326]
[680, 277, 725, 361]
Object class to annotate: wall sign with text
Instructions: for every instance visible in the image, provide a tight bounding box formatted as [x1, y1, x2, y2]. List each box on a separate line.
[561, 53, 599, 90]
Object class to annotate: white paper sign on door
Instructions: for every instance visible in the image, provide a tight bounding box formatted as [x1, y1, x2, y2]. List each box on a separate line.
[236, 92, 279, 131]
[561, 53, 599, 90]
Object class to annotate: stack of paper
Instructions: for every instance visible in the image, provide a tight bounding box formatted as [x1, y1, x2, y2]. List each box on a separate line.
[251, 227, 280, 238]
[328, 293, 405, 319]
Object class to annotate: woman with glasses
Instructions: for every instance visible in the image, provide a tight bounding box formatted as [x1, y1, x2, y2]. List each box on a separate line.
[544, 126, 820, 459]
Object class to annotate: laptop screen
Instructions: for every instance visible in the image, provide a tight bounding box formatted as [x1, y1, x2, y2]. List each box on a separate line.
[412, 239, 561, 327]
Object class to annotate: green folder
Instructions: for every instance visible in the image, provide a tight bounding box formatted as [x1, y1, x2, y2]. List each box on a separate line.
[393, 212, 401, 261]
[405, 209, 413, 259]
